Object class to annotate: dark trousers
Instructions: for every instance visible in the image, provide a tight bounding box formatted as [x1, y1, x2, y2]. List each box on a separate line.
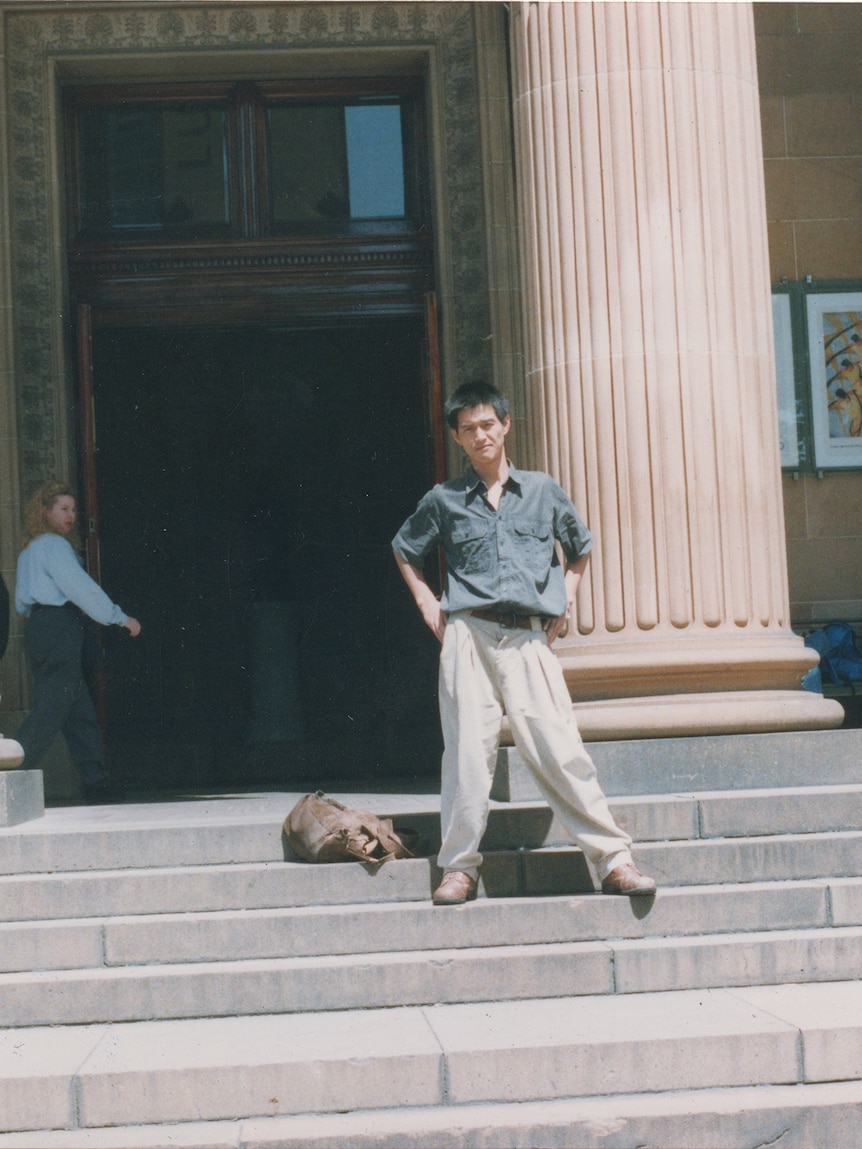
[17, 605, 108, 788]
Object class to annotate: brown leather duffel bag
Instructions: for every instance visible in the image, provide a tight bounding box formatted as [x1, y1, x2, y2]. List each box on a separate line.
[284, 791, 416, 865]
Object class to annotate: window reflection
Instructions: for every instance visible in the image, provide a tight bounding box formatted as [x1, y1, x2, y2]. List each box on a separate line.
[78, 104, 229, 232]
[269, 100, 409, 228]
[345, 104, 405, 218]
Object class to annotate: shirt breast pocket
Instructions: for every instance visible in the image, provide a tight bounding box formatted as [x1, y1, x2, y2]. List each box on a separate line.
[513, 525, 553, 570]
[449, 523, 492, 576]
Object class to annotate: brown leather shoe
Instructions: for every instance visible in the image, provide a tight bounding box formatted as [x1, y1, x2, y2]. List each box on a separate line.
[601, 862, 656, 896]
[432, 870, 478, 905]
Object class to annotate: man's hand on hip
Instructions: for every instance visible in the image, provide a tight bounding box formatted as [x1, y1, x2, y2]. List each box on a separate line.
[543, 611, 569, 646]
[420, 597, 447, 643]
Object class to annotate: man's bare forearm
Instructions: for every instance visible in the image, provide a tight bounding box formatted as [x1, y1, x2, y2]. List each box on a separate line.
[393, 549, 446, 642]
[545, 552, 589, 645]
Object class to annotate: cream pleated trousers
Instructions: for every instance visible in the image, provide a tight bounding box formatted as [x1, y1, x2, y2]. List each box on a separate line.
[437, 612, 633, 881]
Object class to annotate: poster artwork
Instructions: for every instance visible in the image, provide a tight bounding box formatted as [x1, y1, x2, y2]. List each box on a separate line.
[822, 311, 862, 438]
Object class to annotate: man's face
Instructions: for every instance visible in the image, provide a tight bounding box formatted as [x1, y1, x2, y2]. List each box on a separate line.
[450, 404, 510, 469]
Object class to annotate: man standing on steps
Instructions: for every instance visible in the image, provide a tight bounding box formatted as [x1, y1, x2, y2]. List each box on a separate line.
[392, 381, 656, 906]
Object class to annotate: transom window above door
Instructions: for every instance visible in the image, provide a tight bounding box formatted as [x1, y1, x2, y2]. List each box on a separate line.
[65, 80, 426, 242]
[75, 101, 230, 232]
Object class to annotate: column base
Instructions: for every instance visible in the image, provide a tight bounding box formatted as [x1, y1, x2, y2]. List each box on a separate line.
[569, 690, 844, 741]
[499, 689, 842, 746]
[555, 633, 821, 700]
[0, 769, 45, 827]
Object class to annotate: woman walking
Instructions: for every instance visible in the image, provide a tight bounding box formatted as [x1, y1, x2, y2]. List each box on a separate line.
[15, 482, 140, 800]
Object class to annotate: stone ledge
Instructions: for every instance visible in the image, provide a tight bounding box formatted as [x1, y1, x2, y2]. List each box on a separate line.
[0, 770, 44, 827]
[492, 727, 862, 801]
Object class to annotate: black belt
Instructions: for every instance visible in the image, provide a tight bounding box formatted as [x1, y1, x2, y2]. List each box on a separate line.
[31, 602, 77, 613]
[470, 609, 536, 630]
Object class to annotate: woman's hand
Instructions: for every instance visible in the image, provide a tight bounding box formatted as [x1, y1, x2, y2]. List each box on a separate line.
[124, 616, 142, 637]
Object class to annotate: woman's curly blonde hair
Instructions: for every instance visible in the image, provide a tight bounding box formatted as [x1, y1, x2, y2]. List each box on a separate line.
[21, 481, 81, 550]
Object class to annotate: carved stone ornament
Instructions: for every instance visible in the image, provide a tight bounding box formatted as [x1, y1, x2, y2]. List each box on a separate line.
[5, 3, 493, 491]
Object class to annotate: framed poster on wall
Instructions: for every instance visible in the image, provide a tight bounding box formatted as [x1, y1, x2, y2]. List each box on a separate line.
[772, 292, 799, 469]
[806, 291, 862, 468]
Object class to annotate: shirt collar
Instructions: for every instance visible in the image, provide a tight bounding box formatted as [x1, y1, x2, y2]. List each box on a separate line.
[464, 464, 524, 500]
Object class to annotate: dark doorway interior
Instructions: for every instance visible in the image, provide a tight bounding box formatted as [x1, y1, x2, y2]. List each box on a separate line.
[90, 321, 441, 790]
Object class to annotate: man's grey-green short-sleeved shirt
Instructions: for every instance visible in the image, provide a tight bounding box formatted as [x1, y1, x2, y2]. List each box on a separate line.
[392, 464, 593, 617]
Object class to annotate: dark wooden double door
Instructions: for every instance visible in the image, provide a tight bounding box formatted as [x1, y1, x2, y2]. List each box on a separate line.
[77, 314, 443, 791]
[67, 77, 444, 791]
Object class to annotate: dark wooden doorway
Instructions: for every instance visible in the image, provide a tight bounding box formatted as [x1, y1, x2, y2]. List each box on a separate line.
[65, 76, 442, 791]
[83, 319, 442, 790]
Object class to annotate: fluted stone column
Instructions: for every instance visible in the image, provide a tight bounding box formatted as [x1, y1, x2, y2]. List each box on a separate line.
[509, 0, 842, 737]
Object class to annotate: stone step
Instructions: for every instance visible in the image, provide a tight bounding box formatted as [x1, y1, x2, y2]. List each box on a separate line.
[694, 782, 862, 838]
[506, 783, 862, 852]
[3, 782, 862, 876]
[635, 829, 862, 888]
[478, 829, 862, 897]
[188, 1081, 862, 1149]
[2, 828, 862, 921]
[0, 940, 613, 1026]
[9, 1079, 856, 1149]
[0, 857, 433, 921]
[0, 812, 284, 875]
[3, 919, 862, 1027]
[2, 878, 861, 974]
[1, 981, 860, 1133]
[514, 727, 862, 796]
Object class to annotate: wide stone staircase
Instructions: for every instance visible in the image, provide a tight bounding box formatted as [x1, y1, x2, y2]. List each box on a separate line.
[1, 729, 862, 1147]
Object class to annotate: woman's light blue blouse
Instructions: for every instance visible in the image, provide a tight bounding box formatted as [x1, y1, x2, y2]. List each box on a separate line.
[15, 533, 127, 626]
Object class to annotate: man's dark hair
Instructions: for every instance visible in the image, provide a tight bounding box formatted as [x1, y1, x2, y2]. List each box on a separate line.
[444, 381, 510, 429]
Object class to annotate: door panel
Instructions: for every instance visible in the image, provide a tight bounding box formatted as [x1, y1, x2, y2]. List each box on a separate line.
[84, 320, 442, 790]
